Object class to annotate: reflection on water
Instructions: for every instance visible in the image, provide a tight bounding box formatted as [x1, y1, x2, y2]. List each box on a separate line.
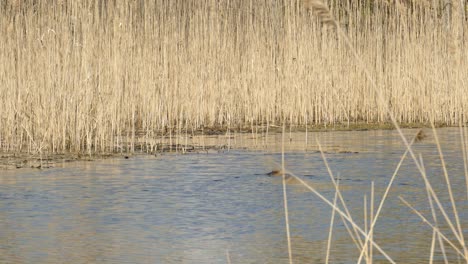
[1, 128, 467, 263]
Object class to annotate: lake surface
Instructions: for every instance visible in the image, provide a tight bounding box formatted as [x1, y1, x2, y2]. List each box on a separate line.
[1, 128, 467, 263]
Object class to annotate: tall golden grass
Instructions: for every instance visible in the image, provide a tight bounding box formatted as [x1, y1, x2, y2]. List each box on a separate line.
[0, 0, 467, 153]
[280, 1, 468, 263]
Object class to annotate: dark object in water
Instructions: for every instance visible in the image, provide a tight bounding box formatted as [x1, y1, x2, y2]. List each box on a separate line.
[415, 129, 427, 142]
[266, 170, 301, 184]
[124, 156, 129, 159]
[267, 170, 285, 176]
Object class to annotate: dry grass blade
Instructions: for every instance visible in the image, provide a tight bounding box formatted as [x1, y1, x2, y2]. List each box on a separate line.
[317, 138, 365, 251]
[325, 177, 340, 264]
[281, 168, 396, 264]
[363, 194, 369, 263]
[370, 182, 374, 263]
[357, 131, 418, 263]
[359, 183, 375, 264]
[408, 147, 467, 256]
[429, 226, 436, 264]
[460, 124, 468, 199]
[420, 154, 448, 263]
[431, 123, 467, 259]
[282, 121, 293, 264]
[399, 196, 467, 259]
[226, 249, 232, 264]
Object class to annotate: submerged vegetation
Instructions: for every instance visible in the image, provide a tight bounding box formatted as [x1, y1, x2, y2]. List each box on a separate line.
[0, 0, 467, 154]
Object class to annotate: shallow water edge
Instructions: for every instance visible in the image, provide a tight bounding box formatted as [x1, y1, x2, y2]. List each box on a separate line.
[0, 123, 450, 170]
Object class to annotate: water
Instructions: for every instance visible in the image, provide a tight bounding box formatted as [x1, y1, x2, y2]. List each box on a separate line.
[1, 128, 467, 263]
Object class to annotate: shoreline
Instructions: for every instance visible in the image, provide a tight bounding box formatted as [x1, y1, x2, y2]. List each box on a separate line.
[0, 122, 447, 170]
[174, 121, 441, 136]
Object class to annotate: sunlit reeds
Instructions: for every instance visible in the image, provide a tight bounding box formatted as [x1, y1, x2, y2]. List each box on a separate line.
[0, 1, 467, 154]
[276, 0, 468, 262]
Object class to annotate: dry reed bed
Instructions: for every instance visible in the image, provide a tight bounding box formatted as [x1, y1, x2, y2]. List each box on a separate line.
[0, 0, 467, 153]
[279, 1, 468, 263]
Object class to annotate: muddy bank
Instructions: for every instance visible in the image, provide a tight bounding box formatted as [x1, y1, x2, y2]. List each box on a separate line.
[188, 122, 439, 135]
[0, 144, 227, 170]
[0, 122, 439, 170]
[0, 152, 121, 170]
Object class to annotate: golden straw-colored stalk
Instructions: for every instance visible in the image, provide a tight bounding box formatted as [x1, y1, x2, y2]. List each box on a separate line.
[0, 1, 466, 154]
